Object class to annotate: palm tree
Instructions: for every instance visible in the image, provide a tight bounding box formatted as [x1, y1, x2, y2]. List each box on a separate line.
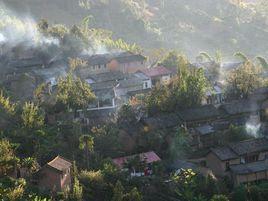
[21, 157, 37, 178]
[199, 50, 222, 63]
[234, 52, 248, 62]
[199, 52, 213, 62]
[256, 56, 268, 69]
[79, 135, 94, 169]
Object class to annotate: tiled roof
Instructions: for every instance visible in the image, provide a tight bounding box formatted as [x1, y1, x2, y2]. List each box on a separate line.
[211, 147, 238, 161]
[219, 100, 260, 115]
[112, 151, 161, 169]
[210, 138, 268, 161]
[229, 138, 268, 156]
[8, 58, 44, 68]
[139, 66, 172, 78]
[47, 156, 72, 172]
[81, 51, 145, 66]
[230, 160, 268, 175]
[142, 113, 182, 129]
[178, 105, 222, 122]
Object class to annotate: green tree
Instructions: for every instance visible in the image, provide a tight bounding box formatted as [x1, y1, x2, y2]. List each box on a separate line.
[48, 24, 68, 39]
[226, 61, 262, 99]
[20, 157, 38, 178]
[79, 135, 94, 169]
[256, 56, 268, 69]
[234, 52, 248, 62]
[123, 187, 143, 201]
[56, 73, 96, 111]
[146, 67, 208, 113]
[160, 50, 181, 68]
[91, 124, 121, 158]
[37, 19, 49, 33]
[210, 194, 229, 201]
[0, 139, 18, 176]
[21, 102, 44, 129]
[112, 181, 124, 201]
[0, 90, 16, 115]
[69, 177, 83, 201]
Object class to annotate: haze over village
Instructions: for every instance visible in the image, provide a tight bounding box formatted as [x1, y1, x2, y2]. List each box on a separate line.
[0, 1, 268, 201]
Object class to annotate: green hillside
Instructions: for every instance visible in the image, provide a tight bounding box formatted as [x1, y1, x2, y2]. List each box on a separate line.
[2, 0, 268, 58]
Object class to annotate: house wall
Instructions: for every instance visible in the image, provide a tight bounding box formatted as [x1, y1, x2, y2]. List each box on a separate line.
[60, 168, 72, 190]
[143, 79, 152, 89]
[118, 61, 146, 73]
[38, 167, 71, 192]
[259, 151, 268, 161]
[76, 64, 109, 78]
[206, 152, 240, 176]
[38, 168, 62, 191]
[234, 171, 268, 186]
[77, 59, 146, 76]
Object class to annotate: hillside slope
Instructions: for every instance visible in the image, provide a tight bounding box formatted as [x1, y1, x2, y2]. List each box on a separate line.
[2, 0, 268, 58]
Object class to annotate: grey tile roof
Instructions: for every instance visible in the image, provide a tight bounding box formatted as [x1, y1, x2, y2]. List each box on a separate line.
[211, 147, 238, 161]
[229, 138, 268, 156]
[230, 160, 268, 175]
[219, 100, 260, 115]
[142, 113, 182, 129]
[8, 58, 44, 68]
[211, 138, 268, 161]
[178, 105, 222, 122]
[88, 71, 126, 83]
[81, 51, 145, 66]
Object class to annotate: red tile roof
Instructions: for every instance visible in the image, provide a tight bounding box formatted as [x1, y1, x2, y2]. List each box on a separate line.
[139, 66, 172, 78]
[47, 156, 72, 172]
[112, 151, 161, 169]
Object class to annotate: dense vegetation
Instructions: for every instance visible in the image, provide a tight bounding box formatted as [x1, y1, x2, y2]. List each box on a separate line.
[4, 0, 268, 58]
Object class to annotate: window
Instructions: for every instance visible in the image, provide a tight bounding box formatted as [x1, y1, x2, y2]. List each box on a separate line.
[98, 65, 101, 69]
[104, 64, 107, 68]
[245, 155, 258, 163]
[144, 82, 148, 89]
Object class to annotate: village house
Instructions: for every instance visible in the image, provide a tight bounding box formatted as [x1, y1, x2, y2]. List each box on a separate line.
[86, 71, 150, 108]
[77, 51, 146, 78]
[206, 138, 268, 185]
[34, 156, 72, 192]
[178, 104, 223, 128]
[133, 72, 152, 90]
[202, 83, 225, 105]
[219, 99, 261, 123]
[137, 66, 174, 86]
[190, 124, 217, 149]
[230, 160, 268, 186]
[112, 151, 161, 177]
[141, 113, 183, 131]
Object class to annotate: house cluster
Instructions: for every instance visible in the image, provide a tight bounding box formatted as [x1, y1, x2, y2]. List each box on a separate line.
[206, 137, 268, 186]
[141, 85, 268, 185]
[10, 152, 161, 193]
[75, 52, 176, 110]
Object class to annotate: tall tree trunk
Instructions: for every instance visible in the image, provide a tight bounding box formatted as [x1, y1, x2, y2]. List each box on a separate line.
[85, 141, 89, 169]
